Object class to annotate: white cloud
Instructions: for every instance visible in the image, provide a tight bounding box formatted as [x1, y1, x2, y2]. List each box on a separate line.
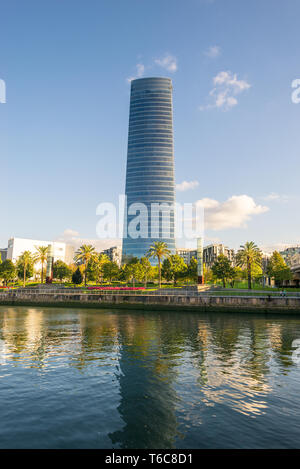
[204, 45, 221, 58]
[262, 193, 290, 203]
[196, 195, 268, 230]
[56, 229, 121, 252]
[196, 198, 219, 209]
[126, 63, 145, 83]
[62, 229, 80, 238]
[264, 193, 280, 201]
[205, 236, 222, 243]
[136, 63, 145, 76]
[176, 180, 199, 192]
[200, 70, 251, 111]
[127, 53, 178, 84]
[154, 54, 178, 73]
[259, 243, 299, 254]
[213, 71, 251, 91]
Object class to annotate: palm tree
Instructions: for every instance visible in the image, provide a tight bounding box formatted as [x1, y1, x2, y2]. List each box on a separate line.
[236, 241, 262, 290]
[34, 245, 48, 284]
[74, 245, 96, 286]
[18, 251, 34, 287]
[147, 241, 171, 289]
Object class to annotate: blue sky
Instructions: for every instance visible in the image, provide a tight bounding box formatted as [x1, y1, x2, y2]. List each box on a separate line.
[0, 0, 299, 252]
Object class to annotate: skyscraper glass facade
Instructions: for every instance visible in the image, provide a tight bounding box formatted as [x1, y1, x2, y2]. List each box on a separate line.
[122, 77, 176, 262]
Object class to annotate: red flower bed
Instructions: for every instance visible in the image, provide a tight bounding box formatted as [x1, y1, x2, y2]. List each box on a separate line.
[87, 286, 145, 291]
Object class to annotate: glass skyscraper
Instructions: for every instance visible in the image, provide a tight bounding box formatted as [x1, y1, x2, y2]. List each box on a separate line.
[122, 77, 176, 262]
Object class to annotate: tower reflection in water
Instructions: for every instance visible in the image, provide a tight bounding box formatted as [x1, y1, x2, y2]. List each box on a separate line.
[109, 316, 181, 448]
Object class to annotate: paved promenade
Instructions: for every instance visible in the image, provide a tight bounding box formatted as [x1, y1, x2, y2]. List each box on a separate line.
[1, 287, 300, 313]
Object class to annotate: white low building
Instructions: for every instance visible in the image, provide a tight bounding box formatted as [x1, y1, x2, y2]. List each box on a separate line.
[6, 237, 75, 271]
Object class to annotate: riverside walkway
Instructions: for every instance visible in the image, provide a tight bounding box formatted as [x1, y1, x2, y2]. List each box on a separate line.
[1, 286, 300, 313]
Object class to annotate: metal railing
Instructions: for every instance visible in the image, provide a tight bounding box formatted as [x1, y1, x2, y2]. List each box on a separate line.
[2, 287, 300, 299]
[6, 288, 202, 297]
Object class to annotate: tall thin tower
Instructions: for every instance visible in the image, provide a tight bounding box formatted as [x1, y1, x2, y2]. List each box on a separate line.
[122, 77, 176, 262]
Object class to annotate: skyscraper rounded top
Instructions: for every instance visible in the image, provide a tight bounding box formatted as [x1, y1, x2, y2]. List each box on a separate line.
[130, 77, 172, 82]
[130, 77, 172, 90]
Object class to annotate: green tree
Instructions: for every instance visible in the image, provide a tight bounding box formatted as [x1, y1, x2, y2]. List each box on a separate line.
[250, 263, 263, 287]
[131, 262, 144, 287]
[102, 261, 120, 283]
[211, 254, 235, 288]
[87, 253, 110, 284]
[275, 268, 293, 286]
[140, 257, 154, 288]
[33, 245, 48, 284]
[98, 254, 110, 283]
[229, 266, 244, 288]
[86, 257, 98, 282]
[120, 263, 132, 285]
[236, 241, 262, 290]
[186, 257, 198, 284]
[74, 245, 96, 286]
[121, 258, 140, 286]
[162, 255, 187, 286]
[53, 260, 72, 283]
[228, 267, 241, 288]
[204, 264, 214, 284]
[147, 241, 171, 288]
[16, 251, 35, 287]
[72, 267, 83, 285]
[0, 260, 16, 286]
[267, 251, 293, 287]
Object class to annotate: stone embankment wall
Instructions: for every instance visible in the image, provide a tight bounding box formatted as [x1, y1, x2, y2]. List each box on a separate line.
[0, 290, 300, 313]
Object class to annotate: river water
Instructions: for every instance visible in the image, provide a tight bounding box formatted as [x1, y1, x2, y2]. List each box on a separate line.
[0, 306, 300, 448]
